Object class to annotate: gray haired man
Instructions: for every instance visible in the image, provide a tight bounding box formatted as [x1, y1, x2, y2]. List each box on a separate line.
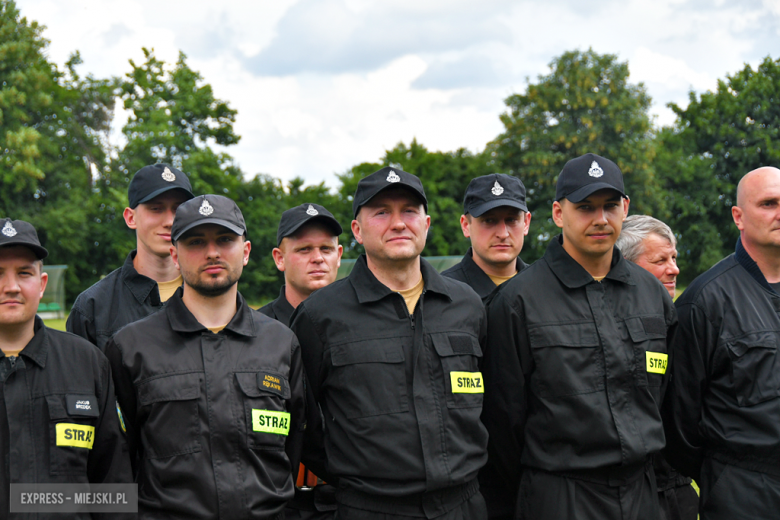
[616, 215, 696, 520]
[616, 215, 680, 299]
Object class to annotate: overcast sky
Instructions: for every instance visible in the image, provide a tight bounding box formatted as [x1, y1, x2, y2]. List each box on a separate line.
[21, 0, 780, 187]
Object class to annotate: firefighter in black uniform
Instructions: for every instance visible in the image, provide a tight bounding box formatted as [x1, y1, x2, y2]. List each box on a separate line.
[68, 164, 194, 351]
[105, 195, 306, 519]
[664, 166, 780, 520]
[442, 173, 531, 302]
[291, 167, 489, 520]
[441, 174, 531, 520]
[0, 218, 132, 518]
[260, 203, 343, 324]
[483, 154, 676, 520]
[260, 203, 342, 520]
[616, 215, 698, 520]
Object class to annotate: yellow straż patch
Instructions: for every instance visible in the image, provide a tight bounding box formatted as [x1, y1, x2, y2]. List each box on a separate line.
[56, 423, 95, 449]
[450, 371, 484, 394]
[646, 352, 668, 374]
[252, 410, 290, 435]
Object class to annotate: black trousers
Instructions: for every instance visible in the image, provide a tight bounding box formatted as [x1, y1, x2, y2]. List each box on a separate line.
[658, 483, 698, 520]
[699, 457, 780, 520]
[517, 464, 660, 520]
[334, 482, 486, 520]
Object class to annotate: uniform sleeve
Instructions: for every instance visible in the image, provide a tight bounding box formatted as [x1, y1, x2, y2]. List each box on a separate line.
[660, 292, 679, 402]
[285, 335, 306, 481]
[104, 338, 141, 476]
[481, 290, 529, 497]
[290, 304, 335, 483]
[66, 300, 98, 347]
[662, 301, 711, 482]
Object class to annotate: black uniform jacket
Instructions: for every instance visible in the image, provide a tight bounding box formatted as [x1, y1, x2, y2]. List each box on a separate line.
[291, 255, 488, 499]
[68, 251, 169, 351]
[259, 285, 294, 326]
[105, 289, 306, 519]
[663, 238, 780, 482]
[0, 317, 132, 519]
[441, 248, 528, 301]
[483, 236, 676, 489]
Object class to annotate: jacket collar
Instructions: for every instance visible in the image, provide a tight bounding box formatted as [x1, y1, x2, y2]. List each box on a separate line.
[15, 316, 48, 368]
[460, 247, 527, 298]
[271, 285, 295, 327]
[166, 287, 256, 337]
[735, 237, 776, 293]
[121, 250, 161, 306]
[544, 235, 634, 289]
[350, 254, 453, 304]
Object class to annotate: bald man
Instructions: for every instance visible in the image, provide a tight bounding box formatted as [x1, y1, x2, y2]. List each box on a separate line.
[664, 167, 780, 519]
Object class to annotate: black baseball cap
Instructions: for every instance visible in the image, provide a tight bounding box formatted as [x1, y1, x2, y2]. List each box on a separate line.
[128, 164, 195, 208]
[463, 173, 528, 217]
[172, 195, 246, 242]
[276, 203, 343, 246]
[555, 153, 626, 203]
[0, 218, 48, 259]
[352, 166, 428, 218]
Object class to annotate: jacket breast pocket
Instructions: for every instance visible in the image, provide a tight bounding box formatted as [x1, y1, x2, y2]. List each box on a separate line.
[528, 322, 603, 398]
[46, 394, 98, 477]
[626, 316, 669, 388]
[330, 338, 408, 419]
[235, 371, 290, 450]
[432, 333, 483, 409]
[137, 373, 201, 459]
[725, 332, 780, 407]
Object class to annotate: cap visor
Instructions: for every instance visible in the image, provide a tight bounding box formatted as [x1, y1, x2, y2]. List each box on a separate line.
[563, 184, 626, 203]
[278, 216, 343, 246]
[136, 186, 195, 207]
[173, 218, 245, 241]
[355, 184, 428, 217]
[0, 242, 48, 259]
[468, 199, 529, 217]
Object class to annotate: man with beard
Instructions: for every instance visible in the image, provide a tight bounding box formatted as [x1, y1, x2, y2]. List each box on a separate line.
[291, 167, 488, 520]
[616, 215, 697, 520]
[483, 154, 676, 519]
[260, 203, 343, 520]
[106, 195, 306, 519]
[68, 164, 194, 351]
[664, 167, 780, 519]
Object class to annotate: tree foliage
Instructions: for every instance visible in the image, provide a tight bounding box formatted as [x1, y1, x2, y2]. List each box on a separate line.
[490, 49, 663, 263]
[657, 56, 780, 281]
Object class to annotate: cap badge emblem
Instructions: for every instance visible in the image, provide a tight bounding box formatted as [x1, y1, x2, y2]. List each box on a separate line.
[491, 181, 504, 196]
[161, 167, 176, 182]
[588, 161, 604, 178]
[199, 199, 214, 217]
[386, 170, 401, 183]
[306, 204, 319, 216]
[2, 221, 17, 237]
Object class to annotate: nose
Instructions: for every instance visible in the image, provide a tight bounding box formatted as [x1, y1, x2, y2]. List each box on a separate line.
[1, 274, 21, 294]
[163, 207, 176, 229]
[311, 248, 324, 263]
[496, 220, 509, 239]
[594, 207, 608, 225]
[668, 260, 680, 276]
[205, 240, 221, 259]
[390, 210, 407, 231]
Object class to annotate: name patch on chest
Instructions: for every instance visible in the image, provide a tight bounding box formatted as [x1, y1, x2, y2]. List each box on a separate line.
[252, 409, 291, 435]
[56, 423, 95, 449]
[646, 352, 668, 374]
[66, 395, 99, 417]
[450, 372, 484, 393]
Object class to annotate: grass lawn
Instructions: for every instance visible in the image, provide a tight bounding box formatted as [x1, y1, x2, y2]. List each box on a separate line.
[43, 316, 68, 331]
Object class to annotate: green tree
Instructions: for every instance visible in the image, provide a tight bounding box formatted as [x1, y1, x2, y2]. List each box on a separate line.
[489, 49, 663, 263]
[335, 139, 495, 259]
[657, 56, 780, 281]
[0, 1, 118, 301]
